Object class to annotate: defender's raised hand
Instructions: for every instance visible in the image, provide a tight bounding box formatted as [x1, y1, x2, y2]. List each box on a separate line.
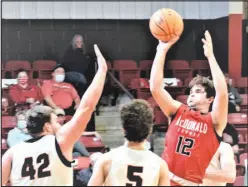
[94, 44, 108, 72]
[202, 30, 214, 59]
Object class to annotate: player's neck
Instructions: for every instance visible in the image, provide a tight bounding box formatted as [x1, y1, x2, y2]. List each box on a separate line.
[126, 141, 146, 150]
[193, 105, 209, 114]
[33, 132, 52, 138]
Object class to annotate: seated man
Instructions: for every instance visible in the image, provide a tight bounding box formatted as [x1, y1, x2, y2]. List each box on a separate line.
[41, 64, 80, 115]
[9, 69, 42, 107]
[224, 73, 242, 113]
[7, 110, 32, 147]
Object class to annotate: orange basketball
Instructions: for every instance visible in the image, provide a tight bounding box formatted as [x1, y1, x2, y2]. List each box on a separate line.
[149, 8, 184, 42]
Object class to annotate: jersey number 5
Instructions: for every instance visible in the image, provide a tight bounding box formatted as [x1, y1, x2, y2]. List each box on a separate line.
[176, 136, 195, 156]
[126, 166, 143, 186]
[21, 153, 51, 180]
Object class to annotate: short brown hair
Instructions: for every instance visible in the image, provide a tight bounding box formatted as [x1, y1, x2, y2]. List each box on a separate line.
[189, 75, 215, 98]
[120, 99, 154, 143]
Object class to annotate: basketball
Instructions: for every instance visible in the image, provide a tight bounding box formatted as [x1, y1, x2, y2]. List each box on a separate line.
[149, 8, 184, 42]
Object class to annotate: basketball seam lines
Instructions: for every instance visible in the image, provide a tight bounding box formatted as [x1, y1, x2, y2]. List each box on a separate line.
[153, 20, 168, 36]
[161, 9, 172, 36]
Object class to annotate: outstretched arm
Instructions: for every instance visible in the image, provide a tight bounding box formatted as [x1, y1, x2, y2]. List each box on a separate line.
[56, 44, 108, 152]
[150, 38, 182, 118]
[202, 31, 228, 135]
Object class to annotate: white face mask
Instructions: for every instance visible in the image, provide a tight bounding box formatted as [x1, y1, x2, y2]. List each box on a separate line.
[17, 120, 27, 130]
[55, 74, 65, 83]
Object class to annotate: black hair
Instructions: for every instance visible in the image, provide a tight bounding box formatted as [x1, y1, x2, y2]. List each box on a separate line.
[26, 105, 54, 136]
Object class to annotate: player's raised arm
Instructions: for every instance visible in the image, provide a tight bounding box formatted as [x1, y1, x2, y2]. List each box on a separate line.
[56, 44, 107, 151]
[202, 31, 228, 135]
[150, 38, 182, 118]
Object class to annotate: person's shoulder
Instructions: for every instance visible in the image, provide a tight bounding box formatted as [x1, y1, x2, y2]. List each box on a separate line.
[42, 79, 52, 86]
[220, 142, 233, 150]
[8, 128, 18, 135]
[147, 150, 164, 162]
[219, 142, 234, 154]
[9, 84, 19, 90]
[61, 82, 75, 88]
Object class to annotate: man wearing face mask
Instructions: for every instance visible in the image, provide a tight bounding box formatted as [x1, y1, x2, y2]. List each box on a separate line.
[41, 64, 81, 115]
[7, 111, 32, 147]
[9, 69, 42, 106]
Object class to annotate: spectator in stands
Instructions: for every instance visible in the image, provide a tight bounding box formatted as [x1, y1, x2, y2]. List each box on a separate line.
[74, 152, 103, 186]
[222, 124, 239, 154]
[62, 34, 91, 96]
[41, 64, 80, 115]
[2, 97, 12, 116]
[7, 110, 32, 147]
[9, 69, 42, 107]
[224, 73, 242, 113]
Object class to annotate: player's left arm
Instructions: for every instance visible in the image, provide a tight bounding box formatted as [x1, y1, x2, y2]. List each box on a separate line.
[56, 44, 107, 152]
[88, 157, 106, 186]
[1, 149, 13, 186]
[204, 143, 236, 183]
[202, 31, 228, 135]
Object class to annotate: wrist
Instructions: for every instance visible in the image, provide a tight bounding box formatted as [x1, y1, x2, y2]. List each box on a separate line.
[207, 54, 215, 61]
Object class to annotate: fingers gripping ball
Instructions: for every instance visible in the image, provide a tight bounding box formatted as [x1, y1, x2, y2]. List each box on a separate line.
[149, 8, 184, 42]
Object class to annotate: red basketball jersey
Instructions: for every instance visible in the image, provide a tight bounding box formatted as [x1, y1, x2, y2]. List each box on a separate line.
[162, 104, 220, 184]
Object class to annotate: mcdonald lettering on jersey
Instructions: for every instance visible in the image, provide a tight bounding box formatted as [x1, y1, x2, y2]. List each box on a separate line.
[175, 115, 208, 134]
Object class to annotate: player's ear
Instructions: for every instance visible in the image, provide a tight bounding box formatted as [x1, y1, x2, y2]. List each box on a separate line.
[43, 122, 53, 133]
[207, 96, 214, 104]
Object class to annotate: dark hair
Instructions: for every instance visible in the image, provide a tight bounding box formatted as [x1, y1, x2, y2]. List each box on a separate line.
[120, 99, 154, 143]
[223, 124, 239, 145]
[52, 64, 66, 72]
[26, 105, 54, 135]
[189, 75, 216, 98]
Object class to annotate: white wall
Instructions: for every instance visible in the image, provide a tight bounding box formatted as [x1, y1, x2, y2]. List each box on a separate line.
[2, 1, 229, 20]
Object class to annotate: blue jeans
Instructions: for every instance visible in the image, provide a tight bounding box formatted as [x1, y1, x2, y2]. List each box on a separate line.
[66, 72, 87, 85]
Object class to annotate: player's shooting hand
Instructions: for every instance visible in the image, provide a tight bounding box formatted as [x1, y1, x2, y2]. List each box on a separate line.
[94, 44, 108, 73]
[157, 35, 179, 52]
[202, 30, 214, 59]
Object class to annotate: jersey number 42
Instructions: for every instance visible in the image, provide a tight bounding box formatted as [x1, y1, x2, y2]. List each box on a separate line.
[21, 153, 51, 180]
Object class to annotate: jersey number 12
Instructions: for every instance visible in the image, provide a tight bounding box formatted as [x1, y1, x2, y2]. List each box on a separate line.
[176, 136, 195, 156]
[21, 153, 51, 180]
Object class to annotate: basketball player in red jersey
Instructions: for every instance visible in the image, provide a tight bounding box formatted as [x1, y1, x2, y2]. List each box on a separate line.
[150, 30, 228, 186]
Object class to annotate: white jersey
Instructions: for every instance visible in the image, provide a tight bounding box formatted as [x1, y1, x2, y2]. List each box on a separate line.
[202, 142, 235, 186]
[10, 135, 73, 186]
[104, 145, 162, 186]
